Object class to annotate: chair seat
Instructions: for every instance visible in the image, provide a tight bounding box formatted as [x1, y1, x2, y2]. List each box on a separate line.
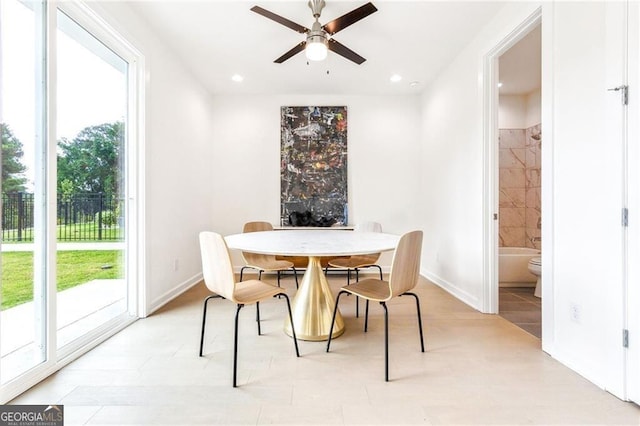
[233, 280, 284, 304]
[245, 259, 294, 271]
[342, 278, 391, 302]
[328, 254, 380, 269]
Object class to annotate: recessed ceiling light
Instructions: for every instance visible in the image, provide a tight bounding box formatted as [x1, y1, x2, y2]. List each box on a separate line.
[409, 81, 421, 87]
[231, 74, 244, 82]
[390, 74, 402, 83]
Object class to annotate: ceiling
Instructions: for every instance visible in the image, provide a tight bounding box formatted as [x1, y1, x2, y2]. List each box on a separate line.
[128, 1, 508, 95]
[499, 24, 541, 96]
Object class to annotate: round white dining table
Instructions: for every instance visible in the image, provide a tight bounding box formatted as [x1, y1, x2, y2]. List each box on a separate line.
[225, 229, 400, 341]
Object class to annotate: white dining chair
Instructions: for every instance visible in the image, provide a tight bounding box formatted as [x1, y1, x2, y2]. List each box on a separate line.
[198, 231, 300, 387]
[326, 230, 425, 381]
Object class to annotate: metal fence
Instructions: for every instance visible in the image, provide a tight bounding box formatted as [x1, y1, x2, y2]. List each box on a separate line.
[2, 192, 124, 242]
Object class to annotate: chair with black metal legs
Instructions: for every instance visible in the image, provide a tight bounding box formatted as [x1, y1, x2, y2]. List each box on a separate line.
[240, 221, 299, 289]
[324, 222, 383, 317]
[198, 231, 300, 387]
[326, 230, 424, 382]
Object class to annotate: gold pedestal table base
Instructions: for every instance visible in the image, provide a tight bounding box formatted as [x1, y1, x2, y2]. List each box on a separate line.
[284, 256, 344, 341]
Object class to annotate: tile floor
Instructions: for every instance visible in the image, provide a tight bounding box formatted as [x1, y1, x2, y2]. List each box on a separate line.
[498, 286, 541, 338]
[11, 275, 640, 425]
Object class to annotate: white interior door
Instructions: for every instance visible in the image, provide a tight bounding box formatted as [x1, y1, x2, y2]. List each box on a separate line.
[603, 0, 631, 400]
[626, 0, 640, 405]
[604, 0, 640, 403]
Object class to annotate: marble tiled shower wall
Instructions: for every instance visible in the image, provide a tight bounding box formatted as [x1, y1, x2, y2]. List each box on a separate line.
[499, 124, 541, 249]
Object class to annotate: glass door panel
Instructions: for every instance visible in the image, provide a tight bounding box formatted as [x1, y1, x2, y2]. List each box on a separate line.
[0, 0, 47, 384]
[55, 10, 127, 349]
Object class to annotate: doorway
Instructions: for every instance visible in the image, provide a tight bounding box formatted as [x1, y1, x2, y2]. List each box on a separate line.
[480, 8, 541, 317]
[495, 25, 542, 338]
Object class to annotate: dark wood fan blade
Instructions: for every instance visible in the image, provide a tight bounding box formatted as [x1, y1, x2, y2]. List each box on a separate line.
[328, 38, 366, 64]
[250, 6, 309, 34]
[274, 42, 306, 63]
[322, 2, 377, 35]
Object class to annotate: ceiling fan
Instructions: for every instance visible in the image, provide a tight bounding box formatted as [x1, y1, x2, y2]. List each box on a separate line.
[250, 0, 377, 65]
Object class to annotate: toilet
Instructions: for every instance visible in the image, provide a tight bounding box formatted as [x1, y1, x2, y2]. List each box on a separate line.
[528, 257, 542, 298]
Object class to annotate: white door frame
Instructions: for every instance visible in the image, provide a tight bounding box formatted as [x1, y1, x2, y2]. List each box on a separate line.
[482, 8, 542, 314]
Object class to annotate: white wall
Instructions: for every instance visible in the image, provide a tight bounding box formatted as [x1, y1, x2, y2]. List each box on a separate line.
[209, 94, 422, 268]
[419, 2, 541, 307]
[89, 2, 216, 314]
[499, 89, 541, 128]
[524, 89, 541, 127]
[498, 94, 527, 128]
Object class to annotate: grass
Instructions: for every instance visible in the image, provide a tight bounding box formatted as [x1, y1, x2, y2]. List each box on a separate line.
[1, 250, 124, 310]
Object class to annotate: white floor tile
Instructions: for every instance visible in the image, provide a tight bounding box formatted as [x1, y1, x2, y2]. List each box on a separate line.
[9, 277, 639, 425]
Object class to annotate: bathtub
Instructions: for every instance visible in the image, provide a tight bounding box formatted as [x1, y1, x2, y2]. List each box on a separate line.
[499, 247, 541, 287]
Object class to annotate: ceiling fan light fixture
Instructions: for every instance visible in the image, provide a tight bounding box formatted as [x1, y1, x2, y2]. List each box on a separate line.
[306, 34, 328, 61]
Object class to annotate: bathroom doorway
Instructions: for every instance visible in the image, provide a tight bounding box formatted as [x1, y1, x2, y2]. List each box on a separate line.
[496, 24, 542, 338]
[480, 8, 542, 335]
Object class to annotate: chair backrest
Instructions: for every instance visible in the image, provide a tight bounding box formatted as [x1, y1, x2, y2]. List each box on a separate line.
[355, 221, 382, 233]
[241, 221, 276, 264]
[199, 231, 236, 301]
[387, 230, 423, 298]
[243, 221, 273, 233]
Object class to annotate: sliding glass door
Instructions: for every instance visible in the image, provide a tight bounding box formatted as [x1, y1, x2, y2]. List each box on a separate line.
[55, 9, 128, 351]
[0, 0, 140, 401]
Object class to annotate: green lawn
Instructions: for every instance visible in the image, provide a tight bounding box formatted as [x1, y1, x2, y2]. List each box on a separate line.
[1, 250, 124, 310]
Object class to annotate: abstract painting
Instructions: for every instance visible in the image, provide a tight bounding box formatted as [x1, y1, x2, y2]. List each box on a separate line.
[280, 106, 348, 226]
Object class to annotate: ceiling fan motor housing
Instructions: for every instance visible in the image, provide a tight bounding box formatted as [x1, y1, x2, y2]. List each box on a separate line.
[308, 0, 326, 18]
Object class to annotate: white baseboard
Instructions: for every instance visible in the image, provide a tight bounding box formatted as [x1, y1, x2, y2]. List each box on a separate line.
[147, 272, 202, 316]
[421, 267, 481, 311]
